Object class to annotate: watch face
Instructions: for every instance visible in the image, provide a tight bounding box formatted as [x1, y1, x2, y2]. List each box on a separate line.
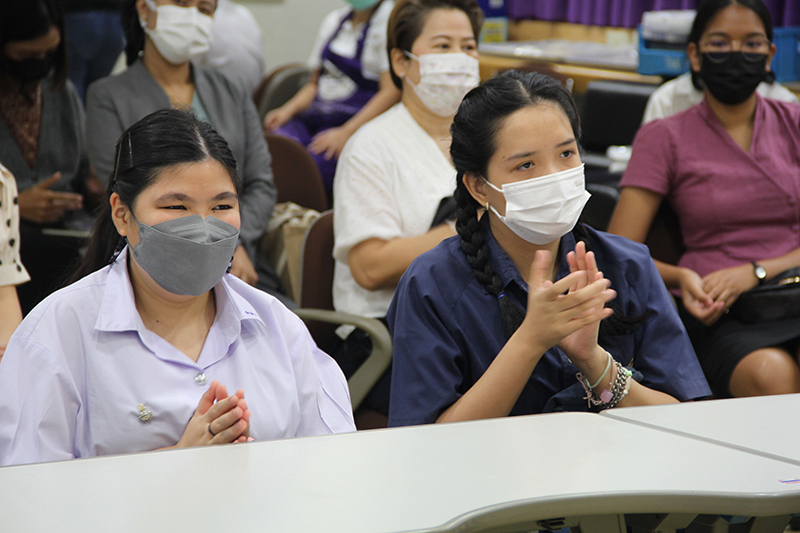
[755, 265, 767, 280]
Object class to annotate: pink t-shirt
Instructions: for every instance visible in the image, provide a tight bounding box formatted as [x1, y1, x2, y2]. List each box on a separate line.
[621, 95, 800, 278]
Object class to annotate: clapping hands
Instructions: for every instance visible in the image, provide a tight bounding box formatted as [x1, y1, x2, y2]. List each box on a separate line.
[519, 241, 615, 362]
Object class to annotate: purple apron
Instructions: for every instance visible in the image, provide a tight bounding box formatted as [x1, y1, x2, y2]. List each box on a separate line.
[277, 4, 382, 192]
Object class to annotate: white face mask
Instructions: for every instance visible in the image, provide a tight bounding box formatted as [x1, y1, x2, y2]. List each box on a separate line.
[484, 164, 590, 245]
[141, 0, 214, 65]
[405, 52, 479, 117]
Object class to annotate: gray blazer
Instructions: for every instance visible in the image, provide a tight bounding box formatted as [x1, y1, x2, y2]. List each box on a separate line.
[85, 60, 276, 260]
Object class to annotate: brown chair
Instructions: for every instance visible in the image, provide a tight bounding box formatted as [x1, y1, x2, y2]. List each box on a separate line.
[265, 133, 328, 212]
[293, 210, 392, 417]
[253, 64, 312, 120]
[253, 64, 298, 116]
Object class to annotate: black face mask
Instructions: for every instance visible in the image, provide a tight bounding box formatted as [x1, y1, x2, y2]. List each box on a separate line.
[698, 51, 767, 105]
[1, 52, 55, 85]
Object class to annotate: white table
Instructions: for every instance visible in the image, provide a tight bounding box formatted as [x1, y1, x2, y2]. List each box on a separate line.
[1, 412, 799, 533]
[603, 393, 800, 467]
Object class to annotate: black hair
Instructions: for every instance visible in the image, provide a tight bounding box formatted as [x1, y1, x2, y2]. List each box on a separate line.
[121, 0, 142, 66]
[70, 108, 242, 282]
[451, 70, 646, 340]
[0, 0, 68, 89]
[688, 0, 775, 89]
[386, 0, 484, 90]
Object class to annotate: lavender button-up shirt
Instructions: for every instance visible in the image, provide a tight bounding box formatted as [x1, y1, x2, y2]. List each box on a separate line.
[0, 247, 354, 466]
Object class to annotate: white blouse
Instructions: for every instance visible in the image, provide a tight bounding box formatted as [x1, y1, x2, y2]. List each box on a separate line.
[333, 103, 457, 318]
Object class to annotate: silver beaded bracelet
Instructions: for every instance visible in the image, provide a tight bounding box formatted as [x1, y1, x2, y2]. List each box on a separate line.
[577, 359, 633, 410]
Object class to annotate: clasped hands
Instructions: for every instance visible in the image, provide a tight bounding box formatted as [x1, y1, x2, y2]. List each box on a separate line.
[18, 172, 83, 224]
[176, 380, 252, 448]
[520, 241, 616, 375]
[679, 263, 758, 325]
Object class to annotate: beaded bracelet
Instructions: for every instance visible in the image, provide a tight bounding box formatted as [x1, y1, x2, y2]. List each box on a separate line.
[577, 359, 633, 410]
[606, 364, 633, 409]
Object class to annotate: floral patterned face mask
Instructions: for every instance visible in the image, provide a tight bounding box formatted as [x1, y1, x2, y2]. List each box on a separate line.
[404, 52, 480, 117]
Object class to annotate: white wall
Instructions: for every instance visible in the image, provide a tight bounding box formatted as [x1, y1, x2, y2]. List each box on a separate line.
[240, 0, 347, 71]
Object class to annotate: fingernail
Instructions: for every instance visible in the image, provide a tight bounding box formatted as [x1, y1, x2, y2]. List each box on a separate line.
[247, 437, 255, 442]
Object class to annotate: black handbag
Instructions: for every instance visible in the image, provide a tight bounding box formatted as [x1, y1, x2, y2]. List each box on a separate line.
[731, 267, 800, 324]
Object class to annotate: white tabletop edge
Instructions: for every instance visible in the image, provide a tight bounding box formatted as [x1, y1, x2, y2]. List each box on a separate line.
[405, 490, 800, 533]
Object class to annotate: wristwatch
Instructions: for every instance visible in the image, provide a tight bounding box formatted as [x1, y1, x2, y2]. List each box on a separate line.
[752, 262, 767, 285]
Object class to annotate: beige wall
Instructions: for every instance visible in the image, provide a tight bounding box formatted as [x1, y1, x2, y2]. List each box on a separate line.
[240, 0, 347, 71]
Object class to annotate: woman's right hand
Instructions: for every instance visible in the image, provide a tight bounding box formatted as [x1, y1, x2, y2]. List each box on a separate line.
[175, 381, 251, 448]
[678, 267, 725, 325]
[263, 106, 293, 132]
[18, 173, 84, 224]
[518, 249, 616, 356]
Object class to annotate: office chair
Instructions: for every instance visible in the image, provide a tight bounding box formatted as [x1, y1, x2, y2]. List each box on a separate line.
[580, 80, 659, 185]
[582, 183, 620, 232]
[645, 201, 685, 266]
[254, 64, 312, 120]
[293, 211, 393, 417]
[264, 133, 328, 212]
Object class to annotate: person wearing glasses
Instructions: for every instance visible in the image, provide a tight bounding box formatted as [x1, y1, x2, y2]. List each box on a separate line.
[641, 7, 798, 125]
[608, 0, 800, 398]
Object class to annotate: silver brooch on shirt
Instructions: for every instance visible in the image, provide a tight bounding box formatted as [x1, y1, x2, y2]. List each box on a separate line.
[137, 404, 153, 423]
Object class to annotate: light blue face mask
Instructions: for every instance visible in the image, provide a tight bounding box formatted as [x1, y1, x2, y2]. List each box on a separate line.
[127, 214, 240, 296]
[345, 0, 381, 11]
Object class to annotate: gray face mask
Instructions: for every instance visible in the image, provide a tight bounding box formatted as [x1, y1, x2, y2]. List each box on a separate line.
[127, 214, 240, 296]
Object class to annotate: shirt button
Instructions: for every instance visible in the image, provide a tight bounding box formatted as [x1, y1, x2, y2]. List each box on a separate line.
[194, 373, 208, 386]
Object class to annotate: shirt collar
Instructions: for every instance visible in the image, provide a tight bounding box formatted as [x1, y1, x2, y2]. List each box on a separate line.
[478, 215, 577, 293]
[95, 246, 145, 333]
[698, 91, 764, 124]
[95, 246, 265, 341]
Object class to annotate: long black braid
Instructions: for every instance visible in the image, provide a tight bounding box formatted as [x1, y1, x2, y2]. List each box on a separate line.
[455, 185, 526, 338]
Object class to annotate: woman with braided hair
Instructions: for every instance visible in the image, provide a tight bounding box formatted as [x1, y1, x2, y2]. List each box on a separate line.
[387, 70, 710, 426]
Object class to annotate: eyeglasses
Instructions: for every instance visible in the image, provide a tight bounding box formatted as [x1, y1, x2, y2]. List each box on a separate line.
[699, 36, 771, 62]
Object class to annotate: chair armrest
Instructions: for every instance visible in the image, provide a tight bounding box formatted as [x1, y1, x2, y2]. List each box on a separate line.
[293, 308, 393, 411]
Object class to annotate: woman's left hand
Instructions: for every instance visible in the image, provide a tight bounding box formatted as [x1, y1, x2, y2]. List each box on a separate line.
[309, 127, 351, 160]
[557, 242, 611, 368]
[701, 263, 759, 310]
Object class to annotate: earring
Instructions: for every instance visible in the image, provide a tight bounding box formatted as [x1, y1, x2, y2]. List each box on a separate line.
[226, 256, 233, 274]
[485, 201, 489, 211]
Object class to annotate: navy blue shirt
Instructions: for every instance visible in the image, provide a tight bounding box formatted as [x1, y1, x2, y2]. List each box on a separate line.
[387, 219, 710, 427]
